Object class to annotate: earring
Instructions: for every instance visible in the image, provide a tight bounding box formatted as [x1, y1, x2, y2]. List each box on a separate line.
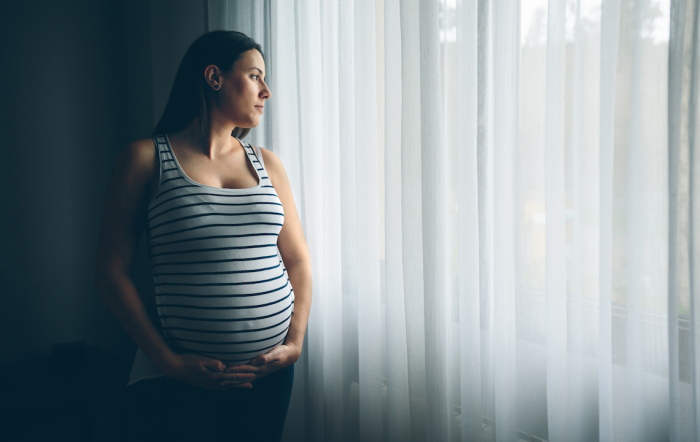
[214, 84, 220, 90]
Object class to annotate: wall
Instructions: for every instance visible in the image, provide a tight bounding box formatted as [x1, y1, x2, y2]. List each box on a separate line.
[0, 0, 206, 368]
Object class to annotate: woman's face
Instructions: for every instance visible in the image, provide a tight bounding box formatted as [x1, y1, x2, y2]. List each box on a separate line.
[211, 49, 270, 128]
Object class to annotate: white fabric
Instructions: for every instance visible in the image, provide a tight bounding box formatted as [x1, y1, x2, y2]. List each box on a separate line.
[138, 0, 700, 440]
[127, 346, 164, 386]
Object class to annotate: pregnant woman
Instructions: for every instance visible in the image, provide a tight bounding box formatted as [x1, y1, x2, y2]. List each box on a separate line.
[94, 31, 312, 441]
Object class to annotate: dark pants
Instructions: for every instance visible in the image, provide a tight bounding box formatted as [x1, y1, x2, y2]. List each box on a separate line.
[119, 363, 294, 442]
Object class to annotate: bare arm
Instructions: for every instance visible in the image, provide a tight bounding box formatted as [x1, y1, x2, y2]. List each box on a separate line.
[261, 147, 312, 356]
[94, 139, 179, 375]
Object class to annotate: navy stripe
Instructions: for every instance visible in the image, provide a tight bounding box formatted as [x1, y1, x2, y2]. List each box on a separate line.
[171, 337, 286, 356]
[149, 254, 280, 268]
[155, 279, 292, 299]
[149, 232, 279, 249]
[148, 190, 278, 213]
[149, 211, 284, 231]
[174, 326, 291, 346]
[159, 301, 292, 322]
[148, 200, 283, 223]
[161, 312, 292, 334]
[152, 262, 281, 277]
[159, 177, 190, 188]
[157, 289, 292, 310]
[153, 270, 287, 287]
[148, 222, 283, 241]
[149, 243, 278, 259]
[179, 327, 289, 355]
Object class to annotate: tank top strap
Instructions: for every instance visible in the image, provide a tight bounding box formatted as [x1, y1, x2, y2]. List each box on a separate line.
[240, 139, 263, 170]
[149, 134, 171, 202]
[155, 133, 175, 168]
[153, 134, 167, 160]
[239, 139, 271, 188]
[255, 145, 264, 168]
[242, 139, 264, 169]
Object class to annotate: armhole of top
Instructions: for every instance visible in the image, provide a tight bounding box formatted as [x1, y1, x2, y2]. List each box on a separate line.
[148, 136, 164, 207]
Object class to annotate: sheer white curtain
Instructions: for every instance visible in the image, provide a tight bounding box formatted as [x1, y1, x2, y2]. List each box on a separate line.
[210, 0, 699, 440]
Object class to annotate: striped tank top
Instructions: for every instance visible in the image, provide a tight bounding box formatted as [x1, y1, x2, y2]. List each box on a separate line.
[127, 134, 294, 385]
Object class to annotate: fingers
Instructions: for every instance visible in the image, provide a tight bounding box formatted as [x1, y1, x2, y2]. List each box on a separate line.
[250, 357, 266, 366]
[224, 364, 260, 373]
[225, 361, 280, 374]
[224, 367, 268, 373]
[226, 382, 253, 389]
[211, 372, 257, 382]
[210, 381, 253, 391]
[214, 369, 278, 390]
[202, 358, 226, 372]
[207, 372, 255, 391]
[214, 380, 253, 391]
[210, 376, 254, 390]
[216, 372, 271, 390]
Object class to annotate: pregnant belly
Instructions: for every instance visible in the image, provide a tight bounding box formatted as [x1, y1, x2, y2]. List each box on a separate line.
[156, 283, 294, 365]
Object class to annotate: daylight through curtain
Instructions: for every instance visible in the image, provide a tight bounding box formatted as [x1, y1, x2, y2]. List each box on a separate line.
[210, 0, 699, 440]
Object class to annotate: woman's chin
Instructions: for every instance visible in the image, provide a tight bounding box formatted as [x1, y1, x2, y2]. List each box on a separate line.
[248, 117, 261, 127]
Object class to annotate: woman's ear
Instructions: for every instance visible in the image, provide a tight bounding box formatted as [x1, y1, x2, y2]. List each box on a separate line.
[204, 64, 222, 90]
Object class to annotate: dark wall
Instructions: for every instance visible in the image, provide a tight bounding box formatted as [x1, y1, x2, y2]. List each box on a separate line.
[0, 0, 155, 367]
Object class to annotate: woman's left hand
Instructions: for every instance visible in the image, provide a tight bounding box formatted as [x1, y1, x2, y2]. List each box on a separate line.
[224, 343, 301, 382]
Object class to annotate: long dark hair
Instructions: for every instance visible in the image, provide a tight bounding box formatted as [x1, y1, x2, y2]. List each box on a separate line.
[151, 30, 265, 139]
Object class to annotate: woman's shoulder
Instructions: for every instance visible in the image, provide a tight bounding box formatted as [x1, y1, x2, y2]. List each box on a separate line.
[113, 137, 159, 184]
[252, 146, 293, 191]
[128, 136, 157, 151]
[255, 146, 281, 171]
[126, 136, 157, 164]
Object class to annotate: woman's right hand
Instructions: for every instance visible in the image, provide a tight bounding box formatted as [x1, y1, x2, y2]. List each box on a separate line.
[163, 353, 256, 391]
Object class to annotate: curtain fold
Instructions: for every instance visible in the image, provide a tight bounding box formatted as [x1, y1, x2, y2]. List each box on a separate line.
[544, 0, 568, 439]
[456, 0, 482, 439]
[492, 0, 519, 440]
[598, 0, 620, 440]
[208, 0, 699, 440]
[354, 0, 384, 440]
[670, 0, 700, 440]
[384, 0, 412, 440]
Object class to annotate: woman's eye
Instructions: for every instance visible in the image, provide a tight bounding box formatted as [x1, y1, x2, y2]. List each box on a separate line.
[253, 75, 259, 80]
